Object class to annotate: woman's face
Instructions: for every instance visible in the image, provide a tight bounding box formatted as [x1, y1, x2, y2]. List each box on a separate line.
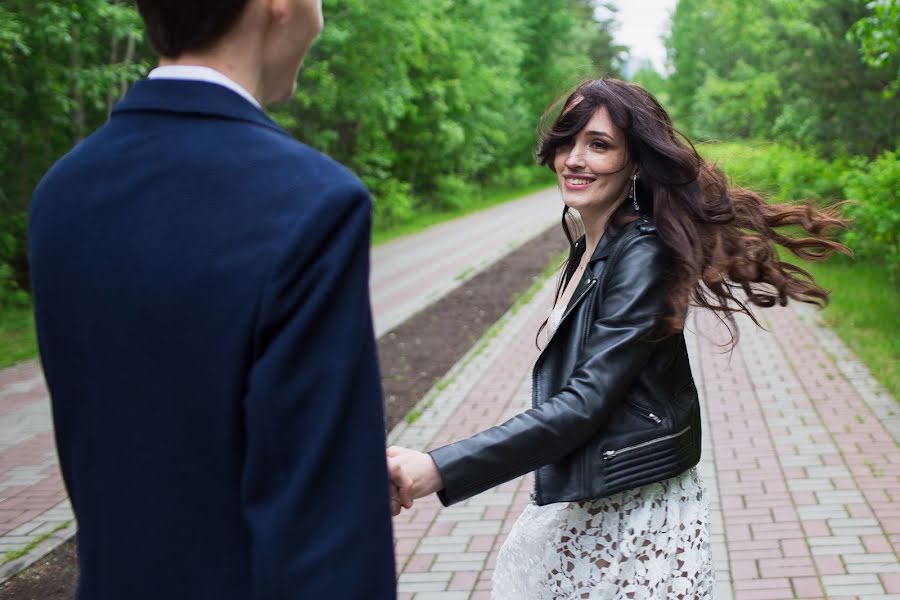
[553, 105, 634, 219]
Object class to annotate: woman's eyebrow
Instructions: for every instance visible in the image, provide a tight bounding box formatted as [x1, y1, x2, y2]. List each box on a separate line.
[584, 130, 615, 140]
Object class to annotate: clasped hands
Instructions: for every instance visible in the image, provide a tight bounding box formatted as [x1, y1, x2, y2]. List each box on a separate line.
[386, 446, 444, 516]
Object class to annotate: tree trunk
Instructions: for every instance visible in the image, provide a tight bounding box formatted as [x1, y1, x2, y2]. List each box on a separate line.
[71, 29, 86, 143]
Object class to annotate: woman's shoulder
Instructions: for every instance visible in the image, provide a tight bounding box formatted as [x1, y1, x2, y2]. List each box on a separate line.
[605, 218, 672, 283]
[615, 217, 665, 258]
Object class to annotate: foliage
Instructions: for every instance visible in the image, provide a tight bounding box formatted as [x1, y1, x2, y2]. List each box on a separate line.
[0, 306, 37, 368]
[630, 65, 671, 109]
[664, 0, 899, 156]
[280, 0, 618, 220]
[702, 141, 900, 283]
[699, 142, 844, 202]
[0, 0, 622, 307]
[0, 0, 150, 304]
[848, 0, 900, 97]
[840, 150, 900, 276]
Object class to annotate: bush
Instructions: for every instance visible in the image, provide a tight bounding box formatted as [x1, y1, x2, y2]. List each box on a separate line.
[369, 177, 416, 230]
[700, 142, 843, 202]
[485, 164, 549, 190]
[433, 175, 481, 211]
[840, 150, 900, 280]
[703, 142, 898, 282]
[0, 213, 29, 310]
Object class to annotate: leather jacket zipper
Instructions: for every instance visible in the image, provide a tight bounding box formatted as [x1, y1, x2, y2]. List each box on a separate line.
[626, 404, 663, 424]
[532, 370, 543, 504]
[602, 426, 691, 460]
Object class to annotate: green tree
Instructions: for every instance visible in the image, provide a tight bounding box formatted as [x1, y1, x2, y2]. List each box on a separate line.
[849, 0, 900, 96]
[0, 0, 148, 299]
[0, 0, 622, 296]
[665, 0, 899, 156]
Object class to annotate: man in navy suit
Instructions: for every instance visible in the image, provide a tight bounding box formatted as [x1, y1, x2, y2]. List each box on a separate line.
[28, 1, 405, 597]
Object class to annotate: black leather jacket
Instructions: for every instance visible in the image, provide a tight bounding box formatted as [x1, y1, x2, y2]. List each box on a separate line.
[430, 217, 701, 506]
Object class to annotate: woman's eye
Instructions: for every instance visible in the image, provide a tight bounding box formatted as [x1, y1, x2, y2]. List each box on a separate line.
[590, 141, 608, 150]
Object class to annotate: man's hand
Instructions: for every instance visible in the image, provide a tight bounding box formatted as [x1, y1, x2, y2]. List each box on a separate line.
[387, 453, 414, 516]
[386, 446, 444, 502]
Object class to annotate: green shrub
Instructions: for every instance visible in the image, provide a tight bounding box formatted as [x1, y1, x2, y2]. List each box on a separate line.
[840, 150, 900, 280]
[433, 175, 481, 211]
[700, 142, 843, 202]
[486, 164, 550, 190]
[369, 177, 416, 229]
[703, 141, 898, 283]
[0, 213, 29, 311]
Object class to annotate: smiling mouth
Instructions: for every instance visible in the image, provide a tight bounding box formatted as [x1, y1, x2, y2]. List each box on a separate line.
[563, 175, 596, 188]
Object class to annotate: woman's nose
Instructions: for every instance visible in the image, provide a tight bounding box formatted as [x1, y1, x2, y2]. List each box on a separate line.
[564, 148, 587, 170]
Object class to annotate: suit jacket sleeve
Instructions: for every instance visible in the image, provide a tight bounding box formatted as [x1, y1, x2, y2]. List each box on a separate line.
[240, 181, 395, 598]
[429, 235, 670, 505]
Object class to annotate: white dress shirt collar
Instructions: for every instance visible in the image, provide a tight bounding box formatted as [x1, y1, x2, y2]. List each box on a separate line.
[147, 65, 262, 109]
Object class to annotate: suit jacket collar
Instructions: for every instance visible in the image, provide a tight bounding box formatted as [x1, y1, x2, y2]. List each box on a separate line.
[112, 79, 286, 136]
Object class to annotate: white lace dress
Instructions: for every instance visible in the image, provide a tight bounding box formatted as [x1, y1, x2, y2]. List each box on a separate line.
[491, 308, 716, 599]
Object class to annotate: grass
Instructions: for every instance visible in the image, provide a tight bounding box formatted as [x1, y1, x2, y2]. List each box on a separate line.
[790, 255, 899, 399]
[1, 520, 71, 566]
[372, 178, 556, 246]
[0, 306, 37, 369]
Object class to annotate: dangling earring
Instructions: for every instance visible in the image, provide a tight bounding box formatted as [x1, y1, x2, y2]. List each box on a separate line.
[629, 174, 639, 212]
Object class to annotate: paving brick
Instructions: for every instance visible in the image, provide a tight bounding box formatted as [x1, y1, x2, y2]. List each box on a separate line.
[825, 584, 887, 596]
[398, 572, 452, 584]
[396, 581, 447, 593]
[791, 576, 824, 598]
[430, 561, 485, 572]
[447, 571, 478, 592]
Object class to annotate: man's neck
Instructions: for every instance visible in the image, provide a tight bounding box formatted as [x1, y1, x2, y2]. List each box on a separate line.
[159, 51, 266, 106]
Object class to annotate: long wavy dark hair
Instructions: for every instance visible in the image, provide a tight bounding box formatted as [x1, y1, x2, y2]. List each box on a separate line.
[536, 78, 849, 345]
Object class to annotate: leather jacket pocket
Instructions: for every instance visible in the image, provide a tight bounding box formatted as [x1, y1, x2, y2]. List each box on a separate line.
[600, 426, 693, 461]
[622, 401, 665, 425]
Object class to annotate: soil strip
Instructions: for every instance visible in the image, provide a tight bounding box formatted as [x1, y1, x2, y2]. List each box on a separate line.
[379, 224, 565, 429]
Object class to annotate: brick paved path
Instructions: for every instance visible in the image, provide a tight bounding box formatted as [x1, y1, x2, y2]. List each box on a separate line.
[388, 276, 900, 599]
[0, 362, 74, 579]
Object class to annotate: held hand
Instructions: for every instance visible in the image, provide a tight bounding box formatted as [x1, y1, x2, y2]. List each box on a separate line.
[387, 454, 414, 516]
[386, 446, 444, 500]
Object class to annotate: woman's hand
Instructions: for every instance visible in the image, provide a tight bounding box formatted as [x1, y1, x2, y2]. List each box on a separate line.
[387, 453, 414, 516]
[386, 446, 444, 502]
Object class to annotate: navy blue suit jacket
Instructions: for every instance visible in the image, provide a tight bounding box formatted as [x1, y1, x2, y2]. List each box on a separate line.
[28, 80, 396, 599]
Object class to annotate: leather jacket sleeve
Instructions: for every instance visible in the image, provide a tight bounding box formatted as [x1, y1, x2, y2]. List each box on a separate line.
[429, 233, 672, 506]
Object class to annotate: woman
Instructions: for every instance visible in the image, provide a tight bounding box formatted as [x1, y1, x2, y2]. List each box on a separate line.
[388, 78, 847, 599]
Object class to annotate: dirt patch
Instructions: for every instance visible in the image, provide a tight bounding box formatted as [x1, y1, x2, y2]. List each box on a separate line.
[0, 538, 78, 600]
[379, 224, 566, 429]
[0, 224, 567, 597]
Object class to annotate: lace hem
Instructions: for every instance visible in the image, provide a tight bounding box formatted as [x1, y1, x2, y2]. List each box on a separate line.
[492, 468, 716, 599]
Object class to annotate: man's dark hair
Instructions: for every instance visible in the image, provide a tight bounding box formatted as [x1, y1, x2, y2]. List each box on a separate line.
[135, 0, 251, 58]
